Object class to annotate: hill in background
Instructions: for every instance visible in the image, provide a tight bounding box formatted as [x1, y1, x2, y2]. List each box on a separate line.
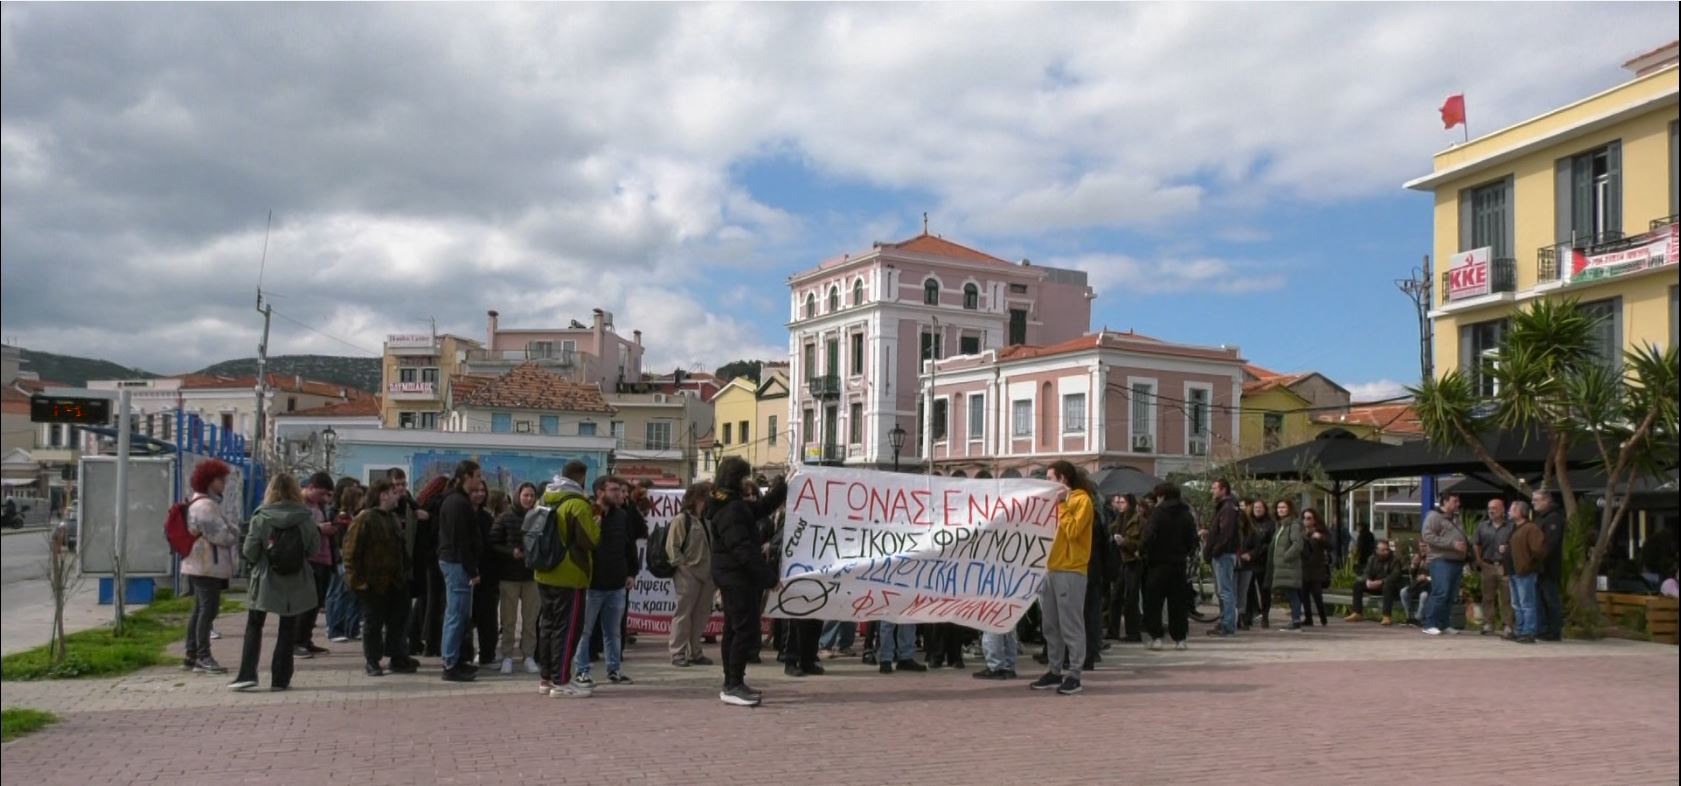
[195, 355, 382, 393]
[18, 348, 157, 387]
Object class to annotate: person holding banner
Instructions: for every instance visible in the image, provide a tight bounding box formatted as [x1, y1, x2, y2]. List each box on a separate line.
[706, 457, 787, 708]
[1029, 461, 1096, 697]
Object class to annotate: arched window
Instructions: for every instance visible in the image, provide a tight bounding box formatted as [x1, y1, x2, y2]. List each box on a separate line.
[852, 279, 864, 306]
[963, 283, 979, 310]
[803, 294, 815, 319]
[828, 286, 840, 313]
[923, 278, 940, 306]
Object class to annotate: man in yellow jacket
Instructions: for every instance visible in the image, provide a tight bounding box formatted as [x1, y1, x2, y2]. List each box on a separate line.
[1031, 460, 1094, 696]
[532, 461, 601, 698]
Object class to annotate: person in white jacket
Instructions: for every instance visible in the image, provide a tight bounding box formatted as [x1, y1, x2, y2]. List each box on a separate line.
[181, 460, 241, 674]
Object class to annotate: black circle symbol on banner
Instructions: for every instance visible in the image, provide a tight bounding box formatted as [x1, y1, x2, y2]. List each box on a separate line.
[773, 578, 831, 617]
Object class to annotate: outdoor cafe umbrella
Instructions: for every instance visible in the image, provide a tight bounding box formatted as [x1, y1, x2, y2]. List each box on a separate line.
[1092, 465, 1164, 498]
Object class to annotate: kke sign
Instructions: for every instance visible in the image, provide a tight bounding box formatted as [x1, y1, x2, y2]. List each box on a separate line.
[1445, 247, 1491, 301]
[765, 466, 1064, 633]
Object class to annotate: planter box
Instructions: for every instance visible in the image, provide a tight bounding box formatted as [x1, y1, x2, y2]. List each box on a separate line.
[1597, 592, 1679, 645]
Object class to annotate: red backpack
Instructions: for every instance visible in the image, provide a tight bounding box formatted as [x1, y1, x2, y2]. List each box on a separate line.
[165, 497, 201, 558]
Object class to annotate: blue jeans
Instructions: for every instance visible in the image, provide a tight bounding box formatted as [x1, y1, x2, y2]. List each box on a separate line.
[325, 564, 363, 640]
[877, 621, 917, 663]
[982, 631, 1018, 672]
[573, 588, 627, 676]
[1425, 559, 1464, 630]
[1212, 554, 1238, 633]
[1283, 587, 1304, 626]
[819, 620, 856, 651]
[438, 561, 473, 669]
[1509, 574, 1538, 638]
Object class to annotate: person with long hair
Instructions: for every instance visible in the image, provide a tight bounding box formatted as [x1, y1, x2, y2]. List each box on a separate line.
[342, 478, 416, 677]
[180, 459, 238, 674]
[435, 461, 484, 682]
[490, 482, 541, 675]
[1300, 508, 1331, 627]
[326, 482, 366, 644]
[1105, 494, 1145, 643]
[667, 481, 715, 668]
[1231, 497, 1258, 632]
[1029, 460, 1095, 696]
[707, 457, 787, 707]
[465, 480, 501, 668]
[1267, 500, 1305, 632]
[293, 472, 339, 659]
[228, 473, 320, 691]
[1243, 498, 1275, 629]
[408, 474, 450, 657]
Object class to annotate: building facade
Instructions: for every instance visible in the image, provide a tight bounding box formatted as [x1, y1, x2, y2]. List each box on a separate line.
[1405, 43, 1679, 386]
[606, 391, 713, 488]
[272, 397, 383, 477]
[442, 362, 617, 439]
[709, 365, 792, 477]
[86, 374, 361, 450]
[381, 332, 480, 429]
[465, 308, 646, 392]
[923, 331, 1246, 479]
[786, 232, 1094, 470]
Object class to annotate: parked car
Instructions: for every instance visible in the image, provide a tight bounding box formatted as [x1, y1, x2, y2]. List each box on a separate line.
[2, 500, 30, 530]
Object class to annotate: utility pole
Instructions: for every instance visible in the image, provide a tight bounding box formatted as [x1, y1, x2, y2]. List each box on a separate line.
[253, 212, 274, 469]
[112, 389, 131, 633]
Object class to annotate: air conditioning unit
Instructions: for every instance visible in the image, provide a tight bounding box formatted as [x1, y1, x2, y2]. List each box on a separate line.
[1189, 437, 1208, 457]
[1132, 434, 1153, 453]
[516, 422, 533, 433]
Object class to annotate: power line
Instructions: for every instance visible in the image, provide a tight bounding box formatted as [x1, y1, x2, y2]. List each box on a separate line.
[270, 310, 381, 356]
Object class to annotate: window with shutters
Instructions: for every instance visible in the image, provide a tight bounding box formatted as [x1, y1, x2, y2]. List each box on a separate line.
[930, 399, 947, 441]
[1581, 298, 1622, 372]
[1012, 400, 1032, 438]
[849, 403, 863, 444]
[963, 283, 979, 310]
[1461, 179, 1512, 258]
[722, 422, 732, 445]
[1560, 142, 1623, 246]
[850, 332, 864, 377]
[959, 334, 981, 355]
[802, 409, 814, 445]
[1130, 381, 1156, 452]
[968, 394, 985, 440]
[852, 279, 864, 306]
[1459, 319, 1507, 397]
[1062, 393, 1086, 434]
[768, 416, 779, 447]
[828, 286, 839, 313]
[803, 294, 815, 319]
[1008, 309, 1028, 345]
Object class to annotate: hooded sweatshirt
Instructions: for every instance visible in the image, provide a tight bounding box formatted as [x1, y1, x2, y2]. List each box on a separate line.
[533, 476, 600, 590]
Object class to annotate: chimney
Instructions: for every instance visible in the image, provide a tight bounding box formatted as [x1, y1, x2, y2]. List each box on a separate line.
[293, 375, 301, 390]
[633, 329, 642, 346]
[592, 308, 605, 332]
[487, 310, 500, 345]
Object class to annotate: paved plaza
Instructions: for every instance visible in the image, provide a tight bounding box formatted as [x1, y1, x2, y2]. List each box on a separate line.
[2, 619, 1676, 786]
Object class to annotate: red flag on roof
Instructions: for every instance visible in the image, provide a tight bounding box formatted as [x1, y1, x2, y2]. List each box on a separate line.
[1439, 94, 1466, 130]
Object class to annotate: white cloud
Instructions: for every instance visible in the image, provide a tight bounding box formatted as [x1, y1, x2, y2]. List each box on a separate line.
[1347, 379, 1411, 403]
[1055, 253, 1287, 296]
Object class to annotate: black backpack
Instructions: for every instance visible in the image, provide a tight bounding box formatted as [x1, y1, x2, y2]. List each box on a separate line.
[523, 493, 581, 572]
[645, 514, 691, 580]
[265, 524, 308, 577]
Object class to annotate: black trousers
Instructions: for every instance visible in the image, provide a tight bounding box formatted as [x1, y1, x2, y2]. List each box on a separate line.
[358, 589, 411, 667]
[1303, 586, 1328, 625]
[408, 560, 445, 656]
[1118, 563, 1143, 640]
[1247, 575, 1272, 623]
[467, 579, 499, 665]
[235, 609, 299, 687]
[719, 584, 762, 688]
[783, 619, 823, 668]
[1142, 561, 1189, 643]
[294, 562, 332, 646]
[922, 622, 967, 666]
[535, 585, 584, 684]
[1083, 573, 1104, 668]
[1351, 577, 1405, 616]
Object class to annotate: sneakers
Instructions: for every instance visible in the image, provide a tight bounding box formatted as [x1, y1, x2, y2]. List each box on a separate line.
[1343, 613, 1364, 623]
[441, 666, 476, 682]
[879, 662, 895, 674]
[1174, 641, 1188, 651]
[1516, 636, 1537, 644]
[719, 685, 761, 707]
[672, 657, 692, 668]
[1380, 616, 1394, 626]
[329, 635, 352, 644]
[388, 659, 419, 674]
[365, 663, 386, 677]
[552, 682, 592, 698]
[180, 658, 197, 672]
[303, 643, 330, 655]
[895, 660, 927, 672]
[209, 629, 222, 640]
[1282, 624, 1302, 633]
[1147, 638, 1163, 651]
[500, 658, 515, 675]
[687, 655, 714, 666]
[1056, 676, 1083, 696]
[819, 649, 837, 660]
[607, 671, 633, 685]
[785, 663, 807, 677]
[292, 646, 315, 660]
[523, 657, 540, 674]
[227, 679, 259, 691]
[573, 672, 596, 688]
[1423, 627, 1443, 636]
[1029, 672, 1063, 690]
[1480, 624, 1492, 636]
[193, 657, 228, 675]
[972, 668, 1013, 680]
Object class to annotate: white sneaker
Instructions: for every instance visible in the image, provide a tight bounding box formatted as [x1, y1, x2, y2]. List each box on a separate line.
[537, 681, 554, 696]
[551, 683, 592, 698]
[1423, 627, 1443, 636]
[500, 658, 515, 675]
[1147, 638, 1162, 651]
[1173, 641, 1188, 651]
[328, 635, 352, 644]
[1445, 628, 1461, 636]
[523, 657, 540, 674]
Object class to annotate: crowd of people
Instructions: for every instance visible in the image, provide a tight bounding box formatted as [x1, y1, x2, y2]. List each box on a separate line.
[172, 455, 1593, 704]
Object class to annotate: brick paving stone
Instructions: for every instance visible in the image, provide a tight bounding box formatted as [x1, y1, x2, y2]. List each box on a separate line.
[2, 621, 1676, 785]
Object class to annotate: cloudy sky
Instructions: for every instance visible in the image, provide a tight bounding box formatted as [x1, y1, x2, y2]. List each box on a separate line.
[2, 3, 1675, 398]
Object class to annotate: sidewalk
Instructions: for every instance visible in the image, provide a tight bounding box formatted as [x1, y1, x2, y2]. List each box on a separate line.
[2, 618, 1677, 785]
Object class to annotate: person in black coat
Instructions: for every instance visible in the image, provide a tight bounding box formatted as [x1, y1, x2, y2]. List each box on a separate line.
[707, 457, 787, 707]
[1139, 483, 1200, 648]
[407, 476, 449, 658]
[1243, 499, 1276, 629]
[1082, 494, 1119, 669]
[434, 462, 484, 680]
[464, 485, 502, 667]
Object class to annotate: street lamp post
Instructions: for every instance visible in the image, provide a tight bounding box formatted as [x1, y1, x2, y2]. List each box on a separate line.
[889, 424, 906, 473]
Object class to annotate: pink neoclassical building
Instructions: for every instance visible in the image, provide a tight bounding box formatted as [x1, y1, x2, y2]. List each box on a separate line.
[785, 231, 1095, 470]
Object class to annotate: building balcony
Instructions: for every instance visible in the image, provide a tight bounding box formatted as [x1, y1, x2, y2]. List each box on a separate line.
[386, 381, 439, 401]
[806, 375, 842, 399]
[1536, 218, 1679, 288]
[463, 348, 579, 368]
[1439, 257, 1516, 305]
[801, 442, 846, 464]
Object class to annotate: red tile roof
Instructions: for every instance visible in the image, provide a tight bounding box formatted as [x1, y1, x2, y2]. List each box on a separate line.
[1313, 403, 1424, 437]
[884, 233, 1015, 267]
[1242, 374, 1309, 396]
[173, 373, 361, 399]
[455, 363, 615, 414]
[1242, 363, 1283, 381]
[276, 397, 382, 418]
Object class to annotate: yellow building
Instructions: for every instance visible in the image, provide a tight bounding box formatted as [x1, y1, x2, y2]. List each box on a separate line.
[1406, 43, 1679, 386]
[709, 365, 793, 477]
[380, 333, 481, 429]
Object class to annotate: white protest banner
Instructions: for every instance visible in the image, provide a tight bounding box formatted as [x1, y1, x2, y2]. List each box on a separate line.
[625, 490, 716, 636]
[766, 465, 1064, 633]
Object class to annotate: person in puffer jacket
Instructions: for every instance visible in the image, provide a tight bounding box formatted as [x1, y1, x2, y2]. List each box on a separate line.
[181, 460, 241, 675]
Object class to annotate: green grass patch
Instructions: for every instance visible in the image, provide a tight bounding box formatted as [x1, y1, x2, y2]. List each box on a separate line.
[1, 708, 59, 742]
[0, 590, 245, 682]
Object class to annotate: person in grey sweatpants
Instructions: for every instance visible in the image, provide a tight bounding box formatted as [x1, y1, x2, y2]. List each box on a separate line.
[1030, 461, 1097, 695]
